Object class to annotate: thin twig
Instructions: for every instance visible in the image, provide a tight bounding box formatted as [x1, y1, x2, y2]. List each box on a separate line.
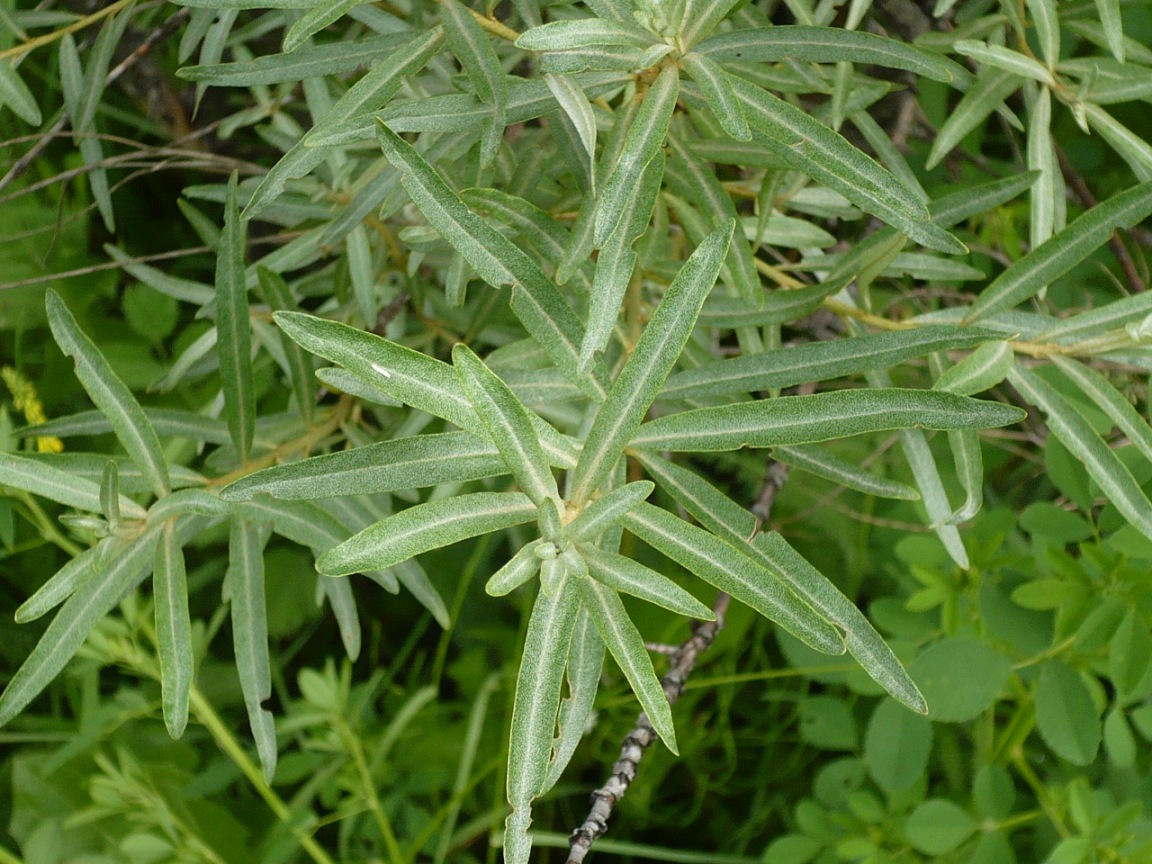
[566, 458, 793, 864]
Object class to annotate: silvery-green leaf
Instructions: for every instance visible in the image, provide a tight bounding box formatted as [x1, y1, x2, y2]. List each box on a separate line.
[486, 540, 543, 596]
[679, 0, 745, 48]
[966, 182, 1152, 322]
[441, 0, 506, 165]
[178, 33, 412, 84]
[516, 19, 656, 51]
[622, 502, 844, 655]
[1052, 356, 1152, 466]
[632, 389, 1024, 452]
[223, 433, 505, 501]
[0, 525, 164, 728]
[697, 26, 970, 85]
[46, 290, 171, 498]
[544, 73, 597, 160]
[318, 491, 537, 576]
[0, 452, 146, 520]
[1084, 103, 1152, 181]
[661, 326, 998, 401]
[216, 172, 256, 460]
[718, 75, 964, 254]
[594, 66, 679, 246]
[574, 575, 678, 752]
[926, 68, 1021, 170]
[453, 344, 559, 507]
[1093, 0, 1126, 61]
[570, 220, 734, 505]
[634, 452, 924, 712]
[394, 559, 450, 628]
[1011, 365, 1152, 542]
[568, 481, 655, 542]
[932, 341, 1014, 396]
[542, 609, 604, 792]
[282, 0, 374, 51]
[929, 172, 1039, 227]
[581, 151, 665, 372]
[697, 278, 847, 328]
[579, 542, 714, 619]
[682, 52, 751, 140]
[0, 59, 41, 124]
[155, 520, 193, 739]
[953, 40, 1054, 85]
[228, 518, 277, 782]
[773, 445, 920, 500]
[504, 578, 580, 864]
[1025, 0, 1059, 67]
[256, 267, 315, 422]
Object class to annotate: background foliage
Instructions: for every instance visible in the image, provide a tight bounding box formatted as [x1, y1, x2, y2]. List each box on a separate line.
[2, 0, 1152, 862]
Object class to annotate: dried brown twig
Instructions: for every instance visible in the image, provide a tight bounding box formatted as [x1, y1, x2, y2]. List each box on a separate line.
[565, 458, 793, 864]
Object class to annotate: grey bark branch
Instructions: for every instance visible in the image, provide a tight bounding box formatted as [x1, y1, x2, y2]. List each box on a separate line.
[566, 458, 792, 864]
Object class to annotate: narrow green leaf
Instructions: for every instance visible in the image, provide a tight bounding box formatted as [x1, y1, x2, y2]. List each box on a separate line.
[896, 422, 970, 568]
[216, 172, 255, 460]
[222, 433, 505, 501]
[0, 452, 146, 519]
[441, 0, 506, 164]
[632, 389, 1025, 452]
[945, 430, 984, 524]
[661, 326, 998, 401]
[228, 518, 277, 782]
[515, 19, 656, 51]
[720, 75, 965, 254]
[697, 26, 969, 84]
[929, 172, 1039, 228]
[633, 452, 925, 711]
[1093, 0, 1126, 61]
[544, 73, 597, 161]
[574, 575, 679, 752]
[1084, 103, 1152, 182]
[256, 267, 315, 423]
[580, 542, 714, 619]
[932, 340, 1014, 396]
[594, 66, 679, 246]
[46, 290, 170, 498]
[1052, 356, 1152, 467]
[622, 502, 844, 655]
[453, 344, 559, 507]
[15, 543, 101, 624]
[698, 279, 846, 328]
[570, 220, 734, 504]
[1012, 365, 1152, 543]
[581, 151, 665, 372]
[773, 445, 920, 500]
[1025, 0, 1059, 68]
[679, 0, 745, 48]
[486, 540, 543, 596]
[682, 52, 751, 140]
[926, 68, 1021, 170]
[0, 526, 164, 728]
[568, 481, 655, 542]
[505, 579, 580, 864]
[376, 123, 604, 401]
[542, 609, 604, 792]
[282, 0, 369, 52]
[319, 574, 361, 660]
[154, 520, 193, 739]
[100, 460, 121, 527]
[178, 33, 412, 84]
[0, 59, 42, 124]
[318, 491, 537, 576]
[953, 40, 1054, 85]
[966, 182, 1152, 322]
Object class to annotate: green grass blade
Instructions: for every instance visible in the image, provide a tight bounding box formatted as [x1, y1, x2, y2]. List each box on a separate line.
[967, 182, 1152, 322]
[317, 491, 537, 576]
[570, 220, 734, 504]
[216, 172, 256, 460]
[154, 520, 193, 739]
[46, 290, 171, 498]
[574, 575, 678, 753]
[622, 502, 844, 655]
[228, 518, 277, 783]
[453, 344, 559, 507]
[222, 432, 506, 501]
[505, 578, 580, 864]
[632, 389, 1025, 451]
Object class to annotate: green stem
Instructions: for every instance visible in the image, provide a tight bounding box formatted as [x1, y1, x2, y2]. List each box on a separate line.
[189, 687, 337, 864]
[334, 715, 405, 864]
